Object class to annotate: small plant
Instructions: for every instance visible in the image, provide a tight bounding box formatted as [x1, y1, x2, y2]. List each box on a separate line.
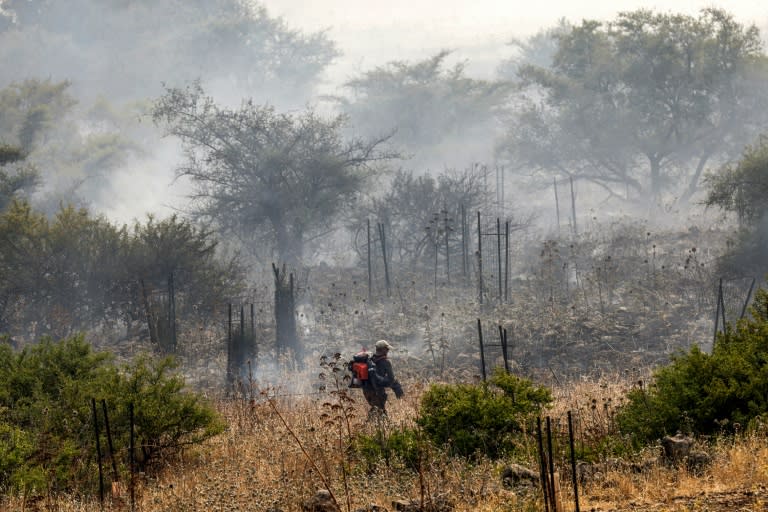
[352, 427, 427, 473]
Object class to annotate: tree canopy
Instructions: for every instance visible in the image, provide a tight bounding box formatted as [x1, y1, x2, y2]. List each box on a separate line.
[498, 8, 768, 208]
[152, 81, 397, 266]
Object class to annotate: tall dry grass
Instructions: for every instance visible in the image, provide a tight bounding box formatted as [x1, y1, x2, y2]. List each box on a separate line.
[2, 373, 768, 512]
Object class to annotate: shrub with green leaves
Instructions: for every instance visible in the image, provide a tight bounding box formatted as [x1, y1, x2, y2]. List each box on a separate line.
[352, 427, 427, 472]
[416, 368, 551, 459]
[616, 287, 768, 446]
[0, 336, 224, 495]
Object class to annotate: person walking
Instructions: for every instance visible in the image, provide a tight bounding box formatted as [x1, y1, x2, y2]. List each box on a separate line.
[362, 339, 404, 417]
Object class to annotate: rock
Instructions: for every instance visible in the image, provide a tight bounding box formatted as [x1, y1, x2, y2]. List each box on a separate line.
[302, 489, 340, 512]
[501, 463, 540, 487]
[685, 450, 712, 474]
[661, 433, 694, 464]
[660, 433, 711, 473]
[576, 458, 654, 484]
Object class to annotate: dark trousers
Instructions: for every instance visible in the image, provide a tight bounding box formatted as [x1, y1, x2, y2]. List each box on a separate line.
[363, 387, 387, 412]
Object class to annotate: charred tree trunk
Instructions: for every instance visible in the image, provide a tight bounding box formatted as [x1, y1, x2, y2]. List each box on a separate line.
[273, 263, 298, 358]
[140, 279, 158, 345]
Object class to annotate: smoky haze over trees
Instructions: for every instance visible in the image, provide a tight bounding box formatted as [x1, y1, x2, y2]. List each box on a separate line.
[497, 8, 768, 210]
[0, 0, 767, 346]
[152, 81, 398, 266]
[332, 51, 512, 169]
[0, 0, 339, 220]
[705, 135, 768, 277]
[0, 0, 338, 105]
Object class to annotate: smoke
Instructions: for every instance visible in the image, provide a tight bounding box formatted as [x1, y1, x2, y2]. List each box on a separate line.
[3, 0, 767, 232]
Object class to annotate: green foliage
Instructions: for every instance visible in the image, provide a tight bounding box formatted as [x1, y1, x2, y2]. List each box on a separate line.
[0, 201, 240, 341]
[416, 368, 551, 459]
[0, 79, 76, 151]
[0, 154, 37, 212]
[704, 135, 768, 277]
[706, 135, 768, 228]
[616, 287, 768, 446]
[0, 336, 224, 495]
[351, 427, 426, 472]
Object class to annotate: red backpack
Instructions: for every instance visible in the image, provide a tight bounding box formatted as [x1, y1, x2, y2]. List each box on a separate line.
[348, 351, 371, 388]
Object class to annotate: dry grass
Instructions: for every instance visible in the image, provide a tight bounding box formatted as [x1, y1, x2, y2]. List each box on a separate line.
[3, 374, 768, 512]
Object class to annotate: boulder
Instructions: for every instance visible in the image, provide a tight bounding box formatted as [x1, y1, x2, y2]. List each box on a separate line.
[501, 463, 540, 487]
[302, 489, 340, 512]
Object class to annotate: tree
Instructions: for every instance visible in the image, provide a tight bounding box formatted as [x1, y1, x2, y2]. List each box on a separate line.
[498, 9, 768, 208]
[333, 51, 511, 167]
[349, 166, 487, 266]
[124, 213, 241, 336]
[152, 81, 396, 266]
[704, 135, 768, 277]
[0, 79, 146, 214]
[705, 135, 768, 228]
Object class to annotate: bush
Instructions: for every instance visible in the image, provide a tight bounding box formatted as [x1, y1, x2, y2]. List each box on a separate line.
[416, 368, 551, 459]
[0, 336, 224, 496]
[352, 427, 427, 472]
[616, 287, 768, 446]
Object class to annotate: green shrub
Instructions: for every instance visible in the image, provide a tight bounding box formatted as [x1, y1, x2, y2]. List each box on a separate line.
[352, 427, 427, 472]
[616, 287, 768, 446]
[417, 368, 551, 459]
[0, 335, 224, 495]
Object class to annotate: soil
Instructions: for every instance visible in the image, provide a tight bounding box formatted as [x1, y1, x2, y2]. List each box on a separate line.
[586, 487, 768, 511]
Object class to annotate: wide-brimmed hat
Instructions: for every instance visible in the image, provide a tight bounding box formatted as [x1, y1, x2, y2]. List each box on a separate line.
[375, 339, 393, 350]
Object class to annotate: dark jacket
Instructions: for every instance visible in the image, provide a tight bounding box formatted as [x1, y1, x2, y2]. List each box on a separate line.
[367, 353, 403, 397]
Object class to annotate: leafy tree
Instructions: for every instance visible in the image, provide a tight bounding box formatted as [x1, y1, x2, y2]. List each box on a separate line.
[704, 135, 768, 277]
[0, 79, 147, 214]
[417, 368, 551, 459]
[616, 287, 768, 446]
[334, 51, 511, 167]
[152, 81, 396, 265]
[705, 135, 768, 228]
[124, 213, 241, 330]
[0, 79, 76, 150]
[498, 9, 768, 207]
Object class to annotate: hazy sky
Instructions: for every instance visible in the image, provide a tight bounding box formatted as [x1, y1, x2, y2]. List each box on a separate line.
[261, 1, 768, 82]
